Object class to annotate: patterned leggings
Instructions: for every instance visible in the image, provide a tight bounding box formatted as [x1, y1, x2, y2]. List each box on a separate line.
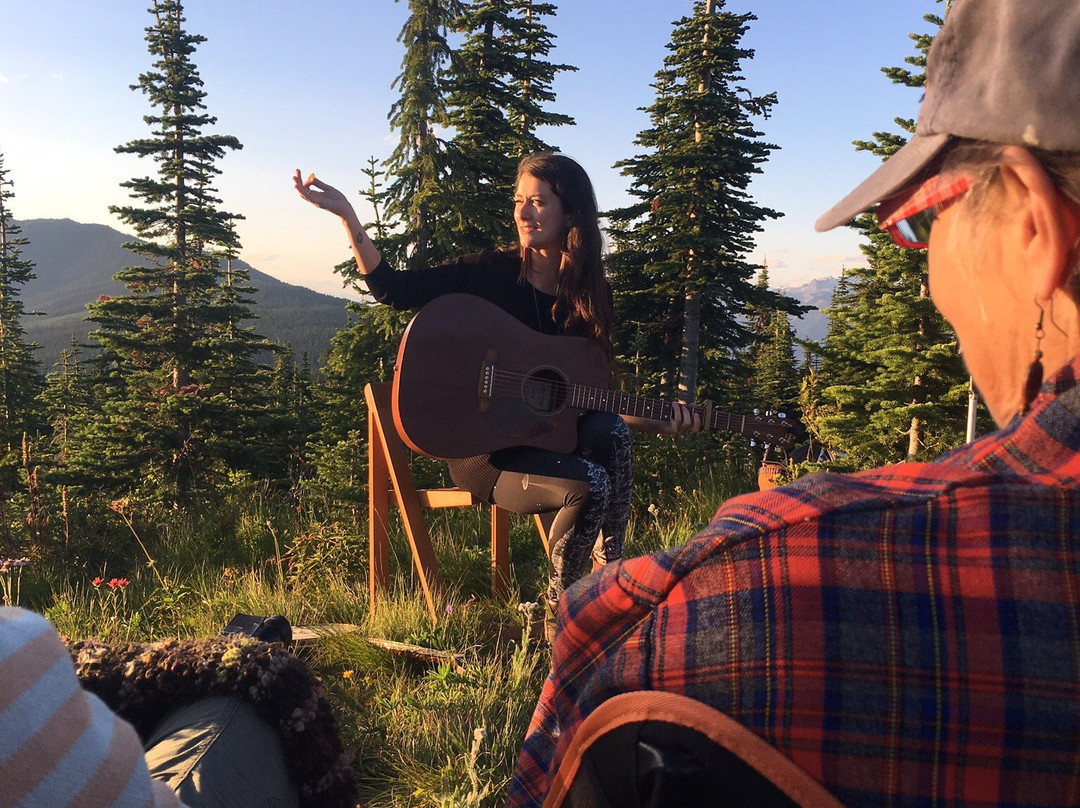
[488, 412, 633, 603]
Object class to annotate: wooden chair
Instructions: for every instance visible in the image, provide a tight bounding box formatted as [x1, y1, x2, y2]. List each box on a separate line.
[365, 382, 552, 621]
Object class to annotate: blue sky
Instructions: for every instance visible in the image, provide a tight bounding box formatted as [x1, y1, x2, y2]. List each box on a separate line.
[0, 1, 939, 298]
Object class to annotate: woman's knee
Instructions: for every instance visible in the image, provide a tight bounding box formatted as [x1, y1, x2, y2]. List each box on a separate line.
[577, 412, 630, 460]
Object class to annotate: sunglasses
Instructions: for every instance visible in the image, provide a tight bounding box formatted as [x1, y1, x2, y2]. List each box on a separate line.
[876, 173, 972, 249]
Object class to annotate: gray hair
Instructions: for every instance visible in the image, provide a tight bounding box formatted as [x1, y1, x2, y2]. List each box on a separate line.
[939, 139, 1080, 300]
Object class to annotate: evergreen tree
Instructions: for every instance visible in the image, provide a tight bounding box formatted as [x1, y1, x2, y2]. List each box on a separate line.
[607, 0, 802, 405]
[382, 0, 465, 268]
[0, 154, 46, 551]
[268, 346, 312, 491]
[812, 3, 973, 467]
[77, 0, 262, 501]
[440, 0, 521, 255]
[306, 302, 399, 523]
[439, 0, 575, 255]
[0, 155, 44, 447]
[504, 0, 575, 154]
[197, 240, 285, 477]
[745, 266, 775, 346]
[753, 309, 799, 416]
[37, 340, 97, 551]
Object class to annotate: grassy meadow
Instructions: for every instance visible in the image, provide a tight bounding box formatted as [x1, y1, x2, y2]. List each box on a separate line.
[5, 437, 759, 807]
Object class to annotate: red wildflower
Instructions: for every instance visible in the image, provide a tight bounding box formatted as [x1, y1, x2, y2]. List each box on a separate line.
[92, 576, 105, 587]
[107, 577, 130, 590]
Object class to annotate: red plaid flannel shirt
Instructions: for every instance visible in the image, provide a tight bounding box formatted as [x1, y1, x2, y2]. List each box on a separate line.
[507, 354, 1080, 808]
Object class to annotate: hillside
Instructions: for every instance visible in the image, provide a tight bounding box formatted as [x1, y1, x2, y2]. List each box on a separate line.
[15, 219, 352, 369]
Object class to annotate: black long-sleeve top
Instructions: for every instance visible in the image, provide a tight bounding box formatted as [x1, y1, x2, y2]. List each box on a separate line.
[364, 250, 560, 335]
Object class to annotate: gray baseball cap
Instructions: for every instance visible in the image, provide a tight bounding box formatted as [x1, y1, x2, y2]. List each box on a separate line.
[816, 0, 1080, 232]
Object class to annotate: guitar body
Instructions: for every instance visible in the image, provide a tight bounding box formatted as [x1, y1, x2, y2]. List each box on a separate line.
[392, 294, 610, 459]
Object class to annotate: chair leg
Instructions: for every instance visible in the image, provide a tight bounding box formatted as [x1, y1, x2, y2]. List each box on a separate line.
[491, 505, 511, 599]
[366, 383, 445, 623]
[367, 393, 391, 612]
[534, 512, 553, 558]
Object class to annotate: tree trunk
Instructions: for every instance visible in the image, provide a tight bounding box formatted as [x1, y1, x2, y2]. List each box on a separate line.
[677, 0, 714, 404]
[415, 121, 430, 266]
[907, 273, 930, 460]
[678, 290, 701, 403]
[907, 414, 922, 459]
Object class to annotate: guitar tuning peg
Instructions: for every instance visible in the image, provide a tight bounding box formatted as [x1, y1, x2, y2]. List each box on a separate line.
[749, 439, 758, 448]
[753, 408, 760, 416]
[765, 410, 773, 417]
[778, 412, 787, 420]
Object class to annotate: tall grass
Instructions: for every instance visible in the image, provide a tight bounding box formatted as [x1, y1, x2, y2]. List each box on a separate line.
[13, 437, 757, 807]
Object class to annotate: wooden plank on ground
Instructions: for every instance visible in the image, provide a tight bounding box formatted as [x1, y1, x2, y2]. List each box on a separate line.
[364, 638, 465, 672]
[291, 626, 464, 672]
[292, 623, 362, 645]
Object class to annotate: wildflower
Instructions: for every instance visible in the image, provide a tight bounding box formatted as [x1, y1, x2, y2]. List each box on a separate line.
[107, 578, 130, 590]
[92, 576, 105, 587]
[342, 670, 354, 680]
[0, 558, 29, 575]
[445, 603, 454, 615]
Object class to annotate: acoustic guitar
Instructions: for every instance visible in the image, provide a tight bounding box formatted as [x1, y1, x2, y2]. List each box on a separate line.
[391, 293, 795, 459]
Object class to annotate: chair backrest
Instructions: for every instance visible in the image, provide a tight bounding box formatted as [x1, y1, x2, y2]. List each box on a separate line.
[544, 691, 846, 808]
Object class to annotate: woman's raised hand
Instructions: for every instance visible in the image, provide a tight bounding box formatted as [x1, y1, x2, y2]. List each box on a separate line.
[293, 170, 356, 220]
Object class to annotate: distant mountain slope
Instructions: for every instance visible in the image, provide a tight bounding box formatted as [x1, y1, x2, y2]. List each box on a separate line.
[15, 219, 351, 369]
[782, 276, 837, 344]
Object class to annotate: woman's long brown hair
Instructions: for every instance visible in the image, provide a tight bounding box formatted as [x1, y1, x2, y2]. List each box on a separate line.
[517, 153, 614, 360]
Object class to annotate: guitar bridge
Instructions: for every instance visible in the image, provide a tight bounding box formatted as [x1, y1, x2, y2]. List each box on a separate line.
[479, 351, 497, 412]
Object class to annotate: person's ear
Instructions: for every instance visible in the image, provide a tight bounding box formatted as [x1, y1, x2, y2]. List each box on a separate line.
[1000, 145, 1080, 302]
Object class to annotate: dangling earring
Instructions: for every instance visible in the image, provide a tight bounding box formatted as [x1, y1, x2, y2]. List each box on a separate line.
[1020, 304, 1046, 415]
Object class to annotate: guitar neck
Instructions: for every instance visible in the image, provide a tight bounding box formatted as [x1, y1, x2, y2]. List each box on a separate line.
[568, 384, 725, 432]
[566, 382, 792, 447]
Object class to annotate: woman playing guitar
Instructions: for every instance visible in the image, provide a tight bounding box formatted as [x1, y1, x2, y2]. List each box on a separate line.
[295, 153, 698, 638]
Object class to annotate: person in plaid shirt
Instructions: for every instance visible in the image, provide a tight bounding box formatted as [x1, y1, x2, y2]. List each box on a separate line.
[507, 1, 1080, 806]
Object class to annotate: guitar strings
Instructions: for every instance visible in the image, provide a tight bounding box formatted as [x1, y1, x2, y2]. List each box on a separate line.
[483, 369, 784, 439]
[485, 368, 674, 418]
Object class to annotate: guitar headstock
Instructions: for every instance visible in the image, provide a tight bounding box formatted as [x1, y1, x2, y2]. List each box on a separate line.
[745, 410, 797, 450]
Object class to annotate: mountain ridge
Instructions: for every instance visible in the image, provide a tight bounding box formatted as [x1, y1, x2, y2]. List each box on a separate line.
[14, 218, 352, 369]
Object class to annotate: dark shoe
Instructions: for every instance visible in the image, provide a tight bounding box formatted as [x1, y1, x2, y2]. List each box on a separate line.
[221, 613, 292, 645]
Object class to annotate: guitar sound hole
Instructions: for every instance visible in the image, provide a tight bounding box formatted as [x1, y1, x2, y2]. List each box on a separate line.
[521, 368, 567, 414]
